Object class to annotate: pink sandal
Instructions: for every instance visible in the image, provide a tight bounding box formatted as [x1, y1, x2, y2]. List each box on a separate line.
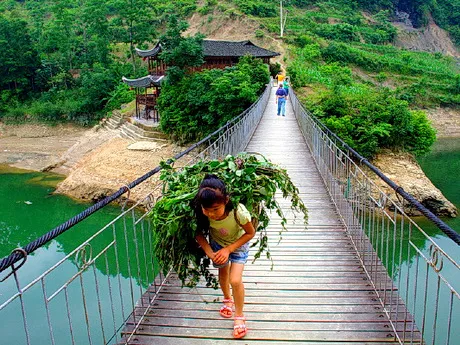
[219, 298, 233, 318]
[233, 315, 247, 339]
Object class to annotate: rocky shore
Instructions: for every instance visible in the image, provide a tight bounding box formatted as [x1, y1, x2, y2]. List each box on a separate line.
[368, 150, 457, 217]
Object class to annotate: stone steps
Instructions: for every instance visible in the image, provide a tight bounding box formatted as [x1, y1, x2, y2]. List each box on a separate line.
[101, 110, 124, 130]
[99, 111, 168, 142]
[118, 122, 168, 142]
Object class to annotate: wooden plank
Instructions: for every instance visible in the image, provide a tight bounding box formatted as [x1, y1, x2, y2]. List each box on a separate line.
[122, 336, 419, 345]
[156, 286, 386, 300]
[121, 324, 415, 342]
[134, 308, 413, 323]
[125, 318, 417, 333]
[141, 300, 407, 313]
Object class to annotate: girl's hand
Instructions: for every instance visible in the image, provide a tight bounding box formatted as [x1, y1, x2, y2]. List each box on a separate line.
[213, 248, 230, 265]
[207, 251, 216, 262]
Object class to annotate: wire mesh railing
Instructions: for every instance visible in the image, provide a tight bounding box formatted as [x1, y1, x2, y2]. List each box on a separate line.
[291, 90, 460, 345]
[0, 84, 271, 345]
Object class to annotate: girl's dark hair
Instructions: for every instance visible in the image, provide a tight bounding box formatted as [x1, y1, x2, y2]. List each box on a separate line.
[192, 174, 234, 232]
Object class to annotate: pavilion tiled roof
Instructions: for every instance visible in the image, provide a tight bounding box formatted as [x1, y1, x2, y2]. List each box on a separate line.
[135, 42, 161, 58]
[135, 40, 279, 59]
[122, 75, 164, 88]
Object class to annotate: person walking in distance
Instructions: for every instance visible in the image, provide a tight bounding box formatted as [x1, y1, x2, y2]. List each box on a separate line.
[193, 174, 255, 339]
[275, 83, 287, 116]
[283, 78, 290, 97]
[275, 71, 284, 85]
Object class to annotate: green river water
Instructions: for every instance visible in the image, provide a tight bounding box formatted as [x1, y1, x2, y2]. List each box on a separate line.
[0, 167, 150, 345]
[0, 138, 459, 345]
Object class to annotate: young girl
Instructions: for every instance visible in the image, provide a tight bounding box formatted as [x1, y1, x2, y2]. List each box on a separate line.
[193, 174, 255, 339]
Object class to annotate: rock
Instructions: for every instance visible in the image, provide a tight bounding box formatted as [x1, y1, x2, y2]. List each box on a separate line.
[368, 150, 457, 217]
[127, 141, 166, 151]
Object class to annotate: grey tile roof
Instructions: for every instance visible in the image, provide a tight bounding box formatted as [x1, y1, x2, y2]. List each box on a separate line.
[202, 40, 279, 58]
[135, 42, 161, 58]
[135, 40, 279, 58]
[122, 75, 164, 88]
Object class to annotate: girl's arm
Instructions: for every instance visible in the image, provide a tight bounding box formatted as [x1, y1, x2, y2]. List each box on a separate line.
[227, 221, 256, 253]
[213, 222, 255, 265]
[195, 232, 215, 260]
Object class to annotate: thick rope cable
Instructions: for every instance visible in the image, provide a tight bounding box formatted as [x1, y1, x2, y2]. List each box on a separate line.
[0, 86, 269, 273]
[294, 97, 460, 246]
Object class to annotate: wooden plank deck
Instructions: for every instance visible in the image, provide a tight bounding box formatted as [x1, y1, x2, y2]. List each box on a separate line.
[120, 87, 420, 344]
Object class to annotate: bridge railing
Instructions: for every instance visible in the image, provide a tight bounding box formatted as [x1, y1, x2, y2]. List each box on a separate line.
[291, 90, 459, 345]
[0, 84, 271, 345]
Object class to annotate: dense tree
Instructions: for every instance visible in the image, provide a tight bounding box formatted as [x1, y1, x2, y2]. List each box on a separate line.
[0, 14, 40, 100]
[157, 56, 270, 143]
[159, 16, 204, 84]
[109, 0, 157, 72]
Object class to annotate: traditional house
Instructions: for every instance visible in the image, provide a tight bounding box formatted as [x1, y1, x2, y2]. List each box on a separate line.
[123, 40, 279, 121]
[136, 40, 280, 75]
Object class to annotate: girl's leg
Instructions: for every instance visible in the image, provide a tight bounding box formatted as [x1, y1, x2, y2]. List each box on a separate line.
[230, 263, 246, 336]
[219, 265, 232, 305]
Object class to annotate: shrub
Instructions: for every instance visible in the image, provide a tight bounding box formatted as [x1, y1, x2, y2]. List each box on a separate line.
[158, 57, 269, 143]
[269, 62, 282, 78]
[105, 83, 135, 112]
[234, 0, 277, 17]
[404, 110, 436, 156]
[255, 29, 265, 38]
[310, 87, 436, 158]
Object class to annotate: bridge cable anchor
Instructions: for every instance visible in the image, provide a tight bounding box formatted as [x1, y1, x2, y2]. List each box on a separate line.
[120, 184, 132, 211]
[0, 248, 28, 282]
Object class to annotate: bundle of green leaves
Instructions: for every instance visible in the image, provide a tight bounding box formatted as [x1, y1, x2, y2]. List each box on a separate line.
[148, 153, 309, 288]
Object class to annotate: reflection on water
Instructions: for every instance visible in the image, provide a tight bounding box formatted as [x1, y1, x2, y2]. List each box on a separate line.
[394, 137, 460, 345]
[0, 169, 157, 345]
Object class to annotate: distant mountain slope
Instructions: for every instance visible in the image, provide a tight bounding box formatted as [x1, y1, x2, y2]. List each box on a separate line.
[393, 14, 459, 58]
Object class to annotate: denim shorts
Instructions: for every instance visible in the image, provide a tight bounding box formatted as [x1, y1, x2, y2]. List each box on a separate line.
[210, 240, 249, 268]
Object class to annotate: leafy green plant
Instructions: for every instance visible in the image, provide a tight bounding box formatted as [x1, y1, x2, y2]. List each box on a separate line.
[148, 153, 309, 288]
[158, 56, 269, 143]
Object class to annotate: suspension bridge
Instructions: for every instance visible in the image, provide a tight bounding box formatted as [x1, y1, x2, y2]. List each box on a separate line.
[0, 84, 458, 345]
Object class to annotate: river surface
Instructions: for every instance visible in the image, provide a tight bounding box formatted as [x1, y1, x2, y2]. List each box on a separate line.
[0, 167, 151, 345]
[0, 137, 459, 345]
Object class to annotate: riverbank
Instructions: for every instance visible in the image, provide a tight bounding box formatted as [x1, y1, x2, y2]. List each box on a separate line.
[0, 107, 458, 216]
[0, 121, 185, 203]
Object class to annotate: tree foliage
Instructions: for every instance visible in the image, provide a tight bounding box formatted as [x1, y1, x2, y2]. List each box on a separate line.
[0, 14, 40, 102]
[158, 56, 270, 143]
[0, 0, 198, 122]
[309, 85, 436, 157]
[159, 16, 204, 84]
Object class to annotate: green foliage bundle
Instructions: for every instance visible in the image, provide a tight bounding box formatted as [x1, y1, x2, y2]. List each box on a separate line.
[158, 56, 270, 143]
[149, 153, 308, 288]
